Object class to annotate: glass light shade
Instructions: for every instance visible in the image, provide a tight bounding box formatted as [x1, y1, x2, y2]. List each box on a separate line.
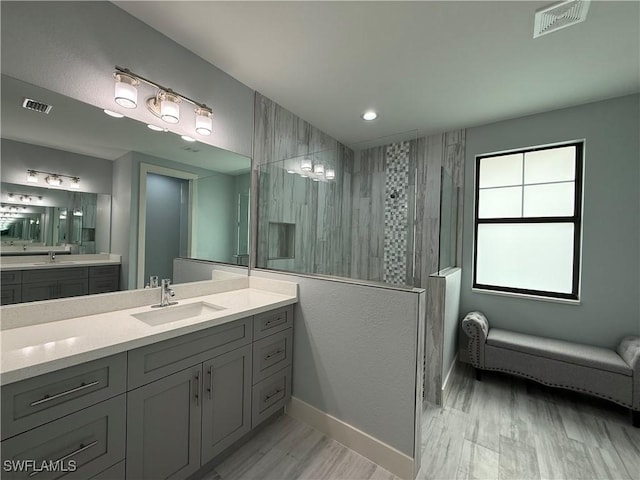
[45, 175, 62, 187]
[114, 75, 138, 109]
[195, 108, 213, 135]
[313, 163, 325, 175]
[70, 177, 80, 189]
[73, 208, 83, 216]
[26, 171, 38, 183]
[300, 158, 312, 171]
[160, 95, 180, 124]
[325, 168, 336, 180]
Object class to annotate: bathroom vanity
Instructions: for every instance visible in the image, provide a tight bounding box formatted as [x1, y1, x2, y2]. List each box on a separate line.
[0, 278, 296, 479]
[0, 255, 122, 305]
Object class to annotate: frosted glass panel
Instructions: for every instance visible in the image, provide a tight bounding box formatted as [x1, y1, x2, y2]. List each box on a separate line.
[478, 187, 522, 218]
[523, 182, 575, 217]
[476, 223, 575, 293]
[524, 146, 575, 184]
[478, 153, 522, 188]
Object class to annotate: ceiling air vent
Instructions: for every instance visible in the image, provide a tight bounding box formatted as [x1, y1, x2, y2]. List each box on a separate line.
[21, 97, 53, 114]
[534, 0, 591, 38]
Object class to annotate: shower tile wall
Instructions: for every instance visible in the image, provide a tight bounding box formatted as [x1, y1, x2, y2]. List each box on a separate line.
[383, 141, 411, 284]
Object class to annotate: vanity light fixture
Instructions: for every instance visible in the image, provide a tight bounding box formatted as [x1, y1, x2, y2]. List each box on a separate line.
[114, 66, 214, 136]
[312, 178, 320, 182]
[300, 157, 313, 172]
[103, 109, 124, 118]
[313, 163, 325, 175]
[73, 208, 83, 217]
[325, 168, 336, 180]
[24, 170, 80, 189]
[286, 170, 295, 174]
[362, 110, 378, 121]
[114, 72, 139, 108]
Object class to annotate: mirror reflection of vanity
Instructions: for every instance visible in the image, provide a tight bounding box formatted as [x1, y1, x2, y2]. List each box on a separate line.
[1, 73, 252, 303]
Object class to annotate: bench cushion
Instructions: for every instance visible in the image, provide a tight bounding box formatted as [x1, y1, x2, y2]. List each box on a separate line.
[487, 329, 632, 376]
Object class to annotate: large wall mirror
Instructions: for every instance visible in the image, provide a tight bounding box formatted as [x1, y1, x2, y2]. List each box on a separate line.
[1, 74, 251, 291]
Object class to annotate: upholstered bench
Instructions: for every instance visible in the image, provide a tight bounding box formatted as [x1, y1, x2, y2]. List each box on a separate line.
[462, 311, 640, 427]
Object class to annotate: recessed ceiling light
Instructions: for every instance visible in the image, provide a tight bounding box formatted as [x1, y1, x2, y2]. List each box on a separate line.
[362, 111, 378, 121]
[181, 135, 196, 142]
[147, 124, 165, 132]
[103, 109, 124, 118]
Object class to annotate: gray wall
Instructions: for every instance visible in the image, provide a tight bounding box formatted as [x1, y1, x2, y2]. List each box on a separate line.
[193, 173, 236, 264]
[251, 269, 425, 458]
[460, 94, 640, 350]
[1, 139, 113, 194]
[1, 1, 254, 158]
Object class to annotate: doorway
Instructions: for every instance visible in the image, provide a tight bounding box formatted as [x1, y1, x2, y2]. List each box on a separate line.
[137, 164, 197, 288]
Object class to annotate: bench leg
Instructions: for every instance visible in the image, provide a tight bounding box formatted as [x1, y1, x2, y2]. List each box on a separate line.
[475, 368, 482, 381]
[632, 410, 639, 428]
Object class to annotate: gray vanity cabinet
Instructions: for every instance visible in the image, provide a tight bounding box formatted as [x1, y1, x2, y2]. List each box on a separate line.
[21, 268, 89, 303]
[201, 344, 252, 463]
[126, 366, 202, 480]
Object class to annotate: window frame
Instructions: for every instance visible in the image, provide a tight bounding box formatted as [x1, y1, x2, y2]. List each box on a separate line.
[472, 141, 584, 301]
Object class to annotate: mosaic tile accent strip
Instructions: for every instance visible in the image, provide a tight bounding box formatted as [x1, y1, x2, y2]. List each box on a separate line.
[384, 141, 410, 284]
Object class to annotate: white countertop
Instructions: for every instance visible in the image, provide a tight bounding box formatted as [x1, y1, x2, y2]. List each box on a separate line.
[0, 279, 297, 385]
[1, 254, 121, 271]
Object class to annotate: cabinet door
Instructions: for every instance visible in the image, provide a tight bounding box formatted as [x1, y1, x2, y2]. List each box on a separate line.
[201, 345, 252, 464]
[21, 281, 56, 302]
[126, 366, 202, 480]
[57, 278, 89, 299]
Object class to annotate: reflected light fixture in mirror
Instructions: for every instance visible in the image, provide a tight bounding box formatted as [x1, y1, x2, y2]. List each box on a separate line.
[103, 109, 124, 118]
[326, 168, 336, 180]
[26, 170, 38, 183]
[313, 163, 325, 175]
[45, 175, 62, 187]
[114, 73, 139, 108]
[300, 157, 312, 172]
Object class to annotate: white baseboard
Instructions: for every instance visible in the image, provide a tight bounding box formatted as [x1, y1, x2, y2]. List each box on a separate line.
[441, 353, 459, 396]
[285, 396, 415, 480]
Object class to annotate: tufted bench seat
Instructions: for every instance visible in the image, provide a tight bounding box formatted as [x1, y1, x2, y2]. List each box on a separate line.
[462, 311, 640, 427]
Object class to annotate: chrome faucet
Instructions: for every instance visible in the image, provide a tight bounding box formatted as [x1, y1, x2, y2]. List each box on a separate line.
[48, 251, 56, 263]
[159, 278, 177, 307]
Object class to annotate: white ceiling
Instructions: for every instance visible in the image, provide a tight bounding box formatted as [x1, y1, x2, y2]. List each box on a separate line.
[1, 75, 251, 175]
[114, 1, 639, 146]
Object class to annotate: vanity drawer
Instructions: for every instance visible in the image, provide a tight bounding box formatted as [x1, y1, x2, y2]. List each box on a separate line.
[88, 276, 119, 295]
[252, 328, 293, 384]
[251, 366, 291, 429]
[0, 395, 126, 480]
[1, 353, 127, 440]
[253, 305, 293, 340]
[1, 270, 22, 285]
[127, 316, 252, 389]
[88, 265, 119, 279]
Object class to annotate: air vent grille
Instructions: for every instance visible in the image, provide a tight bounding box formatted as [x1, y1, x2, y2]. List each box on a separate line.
[534, 0, 591, 38]
[21, 98, 53, 114]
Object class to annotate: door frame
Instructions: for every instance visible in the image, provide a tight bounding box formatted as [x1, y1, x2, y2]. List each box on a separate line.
[137, 163, 198, 288]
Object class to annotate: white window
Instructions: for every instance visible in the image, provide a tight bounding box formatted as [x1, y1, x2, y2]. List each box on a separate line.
[473, 142, 583, 300]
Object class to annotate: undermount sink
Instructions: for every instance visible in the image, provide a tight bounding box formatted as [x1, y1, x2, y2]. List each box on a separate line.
[132, 301, 226, 326]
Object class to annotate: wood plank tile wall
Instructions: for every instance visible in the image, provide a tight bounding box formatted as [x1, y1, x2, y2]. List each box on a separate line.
[253, 92, 465, 403]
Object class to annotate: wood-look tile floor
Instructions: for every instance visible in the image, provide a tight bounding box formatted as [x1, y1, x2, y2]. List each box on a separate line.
[420, 364, 640, 480]
[199, 363, 639, 480]
[198, 414, 400, 480]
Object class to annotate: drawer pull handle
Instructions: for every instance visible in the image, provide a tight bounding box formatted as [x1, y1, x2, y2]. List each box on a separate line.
[30, 381, 100, 407]
[264, 388, 283, 403]
[264, 349, 285, 361]
[264, 316, 285, 327]
[28, 440, 98, 477]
